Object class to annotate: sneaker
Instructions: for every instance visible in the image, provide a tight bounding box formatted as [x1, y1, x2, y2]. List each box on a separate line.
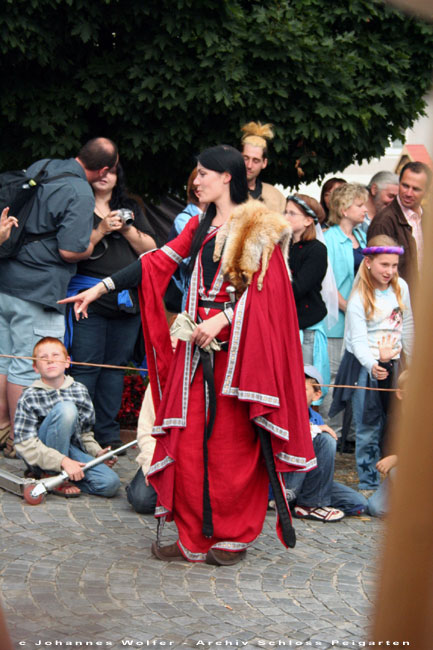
[268, 499, 276, 510]
[294, 505, 345, 522]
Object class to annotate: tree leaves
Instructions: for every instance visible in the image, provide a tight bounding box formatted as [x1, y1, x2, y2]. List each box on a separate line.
[1, 0, 433, 198]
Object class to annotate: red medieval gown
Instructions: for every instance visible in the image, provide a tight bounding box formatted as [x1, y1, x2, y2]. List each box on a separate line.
[138, 215, 316, 561]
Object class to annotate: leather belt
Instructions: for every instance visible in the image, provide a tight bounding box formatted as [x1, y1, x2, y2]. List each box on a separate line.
[198, 300, 232, 311]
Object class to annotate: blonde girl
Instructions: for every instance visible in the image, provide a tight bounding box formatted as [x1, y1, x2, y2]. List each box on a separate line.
[331, 235, 413, 490]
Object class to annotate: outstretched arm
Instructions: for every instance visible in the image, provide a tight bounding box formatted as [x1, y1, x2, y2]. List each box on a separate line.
[58, 281, 108, 320]
[58, 258, 143, 319]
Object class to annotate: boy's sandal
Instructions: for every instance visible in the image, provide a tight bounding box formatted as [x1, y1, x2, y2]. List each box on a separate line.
[3, 436, 16, 459]
[0, 424, 11, 449]
[294, 505, 345, 522]
[51, 481, 81, 498]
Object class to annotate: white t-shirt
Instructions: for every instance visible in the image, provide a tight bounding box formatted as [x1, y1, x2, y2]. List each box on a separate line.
[344, 278, 413, 374]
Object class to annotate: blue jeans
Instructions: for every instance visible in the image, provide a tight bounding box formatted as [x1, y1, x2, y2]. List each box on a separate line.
[352, 367, 384, 489]
[125, 468, 157, 514]
[70, 311, 141, 446]
[366, 474, 392, 517]
[331, 481, 368, 515]
[38, 402, 120, 497]
[285, 433, 337, 507]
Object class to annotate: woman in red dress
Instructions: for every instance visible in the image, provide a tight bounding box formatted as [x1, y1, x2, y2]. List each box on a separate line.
[60, 145, 315, 565]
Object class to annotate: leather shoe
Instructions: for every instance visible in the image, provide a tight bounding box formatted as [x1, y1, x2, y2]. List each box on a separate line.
[205, 548, 246, 566]
[151, 541, 186, 562]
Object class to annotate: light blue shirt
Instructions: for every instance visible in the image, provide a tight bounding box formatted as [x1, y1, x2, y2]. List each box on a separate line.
[323, 224, 366, 338]
[172, 203, 202, 237]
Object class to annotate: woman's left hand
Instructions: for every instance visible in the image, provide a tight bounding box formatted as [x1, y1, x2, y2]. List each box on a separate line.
[99, 210, 125, 235]
[191, 312, 228, 349]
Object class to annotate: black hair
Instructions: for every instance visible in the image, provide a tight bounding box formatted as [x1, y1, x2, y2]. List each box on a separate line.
[91, 163, 142, 224]
[107, 164, 137, 212]
[188, 145, 248, 273]
[77, 137, 118, 171]
[399, 161, 432, 188]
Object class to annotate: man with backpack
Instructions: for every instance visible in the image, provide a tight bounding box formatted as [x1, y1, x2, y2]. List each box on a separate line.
[0, 137, 118, 456]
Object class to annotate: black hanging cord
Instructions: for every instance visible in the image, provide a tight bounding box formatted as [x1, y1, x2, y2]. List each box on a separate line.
[255, 425, 296, 548]
[199, 348, 217, 538]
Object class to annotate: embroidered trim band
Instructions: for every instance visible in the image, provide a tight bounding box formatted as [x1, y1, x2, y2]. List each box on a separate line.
[101, 277, 115, 292]
[276, 452, 318, 470]
[212, 541, 250, 551]
[178, 540, 207, 562]
[147, 455, 175, 475]
[161, 244, 183, 265]
[254, 415, 288, 440]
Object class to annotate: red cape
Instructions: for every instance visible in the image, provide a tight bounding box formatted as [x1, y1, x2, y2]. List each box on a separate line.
[138, 219, 316, 553]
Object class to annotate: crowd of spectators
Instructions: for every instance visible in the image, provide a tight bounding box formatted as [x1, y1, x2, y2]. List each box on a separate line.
[0, 126, 429, 559]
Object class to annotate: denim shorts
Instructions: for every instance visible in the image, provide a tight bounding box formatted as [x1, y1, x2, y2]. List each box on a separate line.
[0, 292, 65, 385]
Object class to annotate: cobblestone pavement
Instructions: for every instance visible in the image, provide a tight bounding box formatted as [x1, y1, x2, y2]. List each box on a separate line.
[0, 450, 382, 650]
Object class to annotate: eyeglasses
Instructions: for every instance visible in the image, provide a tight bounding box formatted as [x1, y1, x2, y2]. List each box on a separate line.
[285, 210, 305, 218]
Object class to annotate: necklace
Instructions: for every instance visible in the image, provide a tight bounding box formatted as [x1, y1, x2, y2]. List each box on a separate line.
[94, 201, 110, 220]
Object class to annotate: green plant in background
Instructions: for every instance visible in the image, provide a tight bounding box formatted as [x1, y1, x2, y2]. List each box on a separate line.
[1, 0, 433, 197]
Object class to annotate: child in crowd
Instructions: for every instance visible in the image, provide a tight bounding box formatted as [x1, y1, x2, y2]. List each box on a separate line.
[330, 235, 413, 491]
[282, 365, 366, 522]
[14, 337, 120, 498]
[125, 385, 157, 514]
[364, 369, 406, 517]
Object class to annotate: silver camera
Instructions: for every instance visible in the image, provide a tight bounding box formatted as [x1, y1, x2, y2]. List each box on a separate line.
[115, 209, 134, 226]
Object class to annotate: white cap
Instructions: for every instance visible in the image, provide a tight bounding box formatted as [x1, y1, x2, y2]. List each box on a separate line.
[304, 365, 323, 386]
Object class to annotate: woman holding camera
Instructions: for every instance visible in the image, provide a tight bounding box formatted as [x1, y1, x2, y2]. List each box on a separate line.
[67, 164, 156, 451]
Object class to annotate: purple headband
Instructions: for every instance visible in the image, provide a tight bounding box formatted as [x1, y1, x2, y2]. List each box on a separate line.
[362, 246, 404, 256]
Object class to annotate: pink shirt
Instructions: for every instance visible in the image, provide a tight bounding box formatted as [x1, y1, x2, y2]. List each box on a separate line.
[397, 195, 423, 269]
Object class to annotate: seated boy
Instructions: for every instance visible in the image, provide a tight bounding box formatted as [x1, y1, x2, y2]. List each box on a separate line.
[284, 365, 367, 522]
[14, 337, 120, 498]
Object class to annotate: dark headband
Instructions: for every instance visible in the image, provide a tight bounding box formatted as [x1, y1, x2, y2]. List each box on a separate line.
[286, 195, 318, 223]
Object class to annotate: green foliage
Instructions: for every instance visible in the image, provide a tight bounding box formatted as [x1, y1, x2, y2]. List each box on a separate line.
[1, 0, 433, 197]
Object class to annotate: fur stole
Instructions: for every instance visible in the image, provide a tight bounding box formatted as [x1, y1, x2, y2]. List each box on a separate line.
[213, 199, 292, 294]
